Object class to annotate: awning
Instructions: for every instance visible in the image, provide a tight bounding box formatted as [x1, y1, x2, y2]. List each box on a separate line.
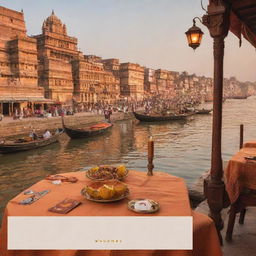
[0, 97, 55, 104]
[224, 0, 256, 47]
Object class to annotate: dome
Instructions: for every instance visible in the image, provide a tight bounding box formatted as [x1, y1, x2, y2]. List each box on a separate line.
[42, 10, 67, 35]
[45, 10, 62, 25]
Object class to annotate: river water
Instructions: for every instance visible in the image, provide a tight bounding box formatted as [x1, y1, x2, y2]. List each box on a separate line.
[1, 97, 256, 219]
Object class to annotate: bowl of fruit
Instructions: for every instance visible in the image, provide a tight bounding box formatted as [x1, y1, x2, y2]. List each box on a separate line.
[81, 180, 129, 202]
[85, 165, 128, 181]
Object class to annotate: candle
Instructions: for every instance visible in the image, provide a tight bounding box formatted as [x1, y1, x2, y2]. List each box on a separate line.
[148, 136, 154, 159]
[147, 136, 154, 176]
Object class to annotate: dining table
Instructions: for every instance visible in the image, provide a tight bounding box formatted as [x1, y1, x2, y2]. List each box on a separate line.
[0, 170, 222, 256]
[243, 140, 256, 148]
[225, 147, 256, 204]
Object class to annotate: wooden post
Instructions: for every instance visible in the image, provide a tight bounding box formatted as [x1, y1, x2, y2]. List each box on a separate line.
[240, 124, 244, 149]
[202, 0, 230, 244]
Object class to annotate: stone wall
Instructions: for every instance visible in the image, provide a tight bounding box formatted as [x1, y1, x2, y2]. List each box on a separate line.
[0, 112, 131, 137]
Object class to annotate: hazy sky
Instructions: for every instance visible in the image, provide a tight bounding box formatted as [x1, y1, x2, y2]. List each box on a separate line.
[1, 0, 255, 82]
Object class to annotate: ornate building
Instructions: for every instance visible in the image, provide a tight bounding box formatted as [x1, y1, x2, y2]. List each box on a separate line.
[144, 69, 178, 98]
[1, 5, 255, 115]
[33, 11, 79, 104]
[0, 6, 45, 116]
[102, 58, 120, 78]
[155, 69, 177, 98]
[33, 11, 120, 105]
[119, 63, 144, 100]
[144, 68, 157, 95]
[72, 54, 120, 104]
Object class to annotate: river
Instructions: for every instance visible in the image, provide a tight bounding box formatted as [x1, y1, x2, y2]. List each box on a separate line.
[1, 97, 256, 219]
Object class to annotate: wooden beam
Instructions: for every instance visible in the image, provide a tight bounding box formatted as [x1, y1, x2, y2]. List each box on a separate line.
[232, 0, 256, 11]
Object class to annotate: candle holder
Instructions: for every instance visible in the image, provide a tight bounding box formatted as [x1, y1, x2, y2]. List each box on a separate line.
[147, 157, 154, 176]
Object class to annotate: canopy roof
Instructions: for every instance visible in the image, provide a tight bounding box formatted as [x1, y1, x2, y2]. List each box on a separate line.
[0, 96, 55, 104]
[224, 0, 256, 47]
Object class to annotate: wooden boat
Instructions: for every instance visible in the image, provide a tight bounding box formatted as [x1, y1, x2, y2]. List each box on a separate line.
[0, 129, 64, 154]
[133, 112, 190, 122]
[232, 96, 248, 99]
[62, 118, 113, 139]
[195, 109, 212, 114]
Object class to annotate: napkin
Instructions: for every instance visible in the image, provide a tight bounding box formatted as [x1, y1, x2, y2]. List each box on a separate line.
[134, 200, 152, 211]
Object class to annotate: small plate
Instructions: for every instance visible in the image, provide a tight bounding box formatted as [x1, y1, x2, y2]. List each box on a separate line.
[128, 199, 159, 213]
[81, 188, 129, 203]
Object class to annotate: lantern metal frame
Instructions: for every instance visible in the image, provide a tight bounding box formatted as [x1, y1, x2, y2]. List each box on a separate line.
[185, 17, 204, 50]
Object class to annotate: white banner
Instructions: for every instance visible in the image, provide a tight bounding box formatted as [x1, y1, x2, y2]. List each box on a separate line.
[8, 216, 192, 250]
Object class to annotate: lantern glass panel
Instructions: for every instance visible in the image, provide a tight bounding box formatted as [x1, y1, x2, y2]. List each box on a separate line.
[186, 34, 192, 45]
[191, 32, 200, 44]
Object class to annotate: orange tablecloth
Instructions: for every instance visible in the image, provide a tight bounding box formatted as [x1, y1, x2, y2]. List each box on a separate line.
[0, 170, 222, 256]
[225, 147, 256, 203]
[243, 140, 256, 148]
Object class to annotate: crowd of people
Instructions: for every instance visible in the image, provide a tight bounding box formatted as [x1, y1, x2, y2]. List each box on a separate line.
[139, 96, 202, 115]
[12, 105, 75, 120]
[0, 95, 203, 122]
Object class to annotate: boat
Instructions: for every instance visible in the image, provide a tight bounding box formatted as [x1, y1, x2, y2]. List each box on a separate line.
[195, 109, 212, 114]
[133, 112, 190, 122]
[232, 96, 248, 99]
[0, 129, 64, 154]
[62, 118, 113, 139]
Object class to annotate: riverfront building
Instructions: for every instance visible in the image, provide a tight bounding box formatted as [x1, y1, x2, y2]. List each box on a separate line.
[119, 62, 145, 101]
[0, 6, 46, 116]
[0, 5, 256, 116]
[72, 54, 120, 104]
[33, 11, 79, 104]
[144, 68, 157, 95]
[33, 11, 120, 105]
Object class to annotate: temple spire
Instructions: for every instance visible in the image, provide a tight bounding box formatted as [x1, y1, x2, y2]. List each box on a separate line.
[52, 9, 55, 15]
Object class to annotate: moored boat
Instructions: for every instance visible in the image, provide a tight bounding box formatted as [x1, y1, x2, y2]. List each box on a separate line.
[62, 118, 113, 139]
[0, 129, 63, 154]
[232, 96, 248, 99]
[195, 109, 212, 114]
[133, 112, 190, 122]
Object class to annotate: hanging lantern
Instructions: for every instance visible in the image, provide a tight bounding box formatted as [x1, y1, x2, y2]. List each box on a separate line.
[185, 19, 204, 50]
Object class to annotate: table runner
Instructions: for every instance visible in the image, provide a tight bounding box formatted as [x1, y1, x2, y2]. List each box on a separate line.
[0, 170, 222, 256]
